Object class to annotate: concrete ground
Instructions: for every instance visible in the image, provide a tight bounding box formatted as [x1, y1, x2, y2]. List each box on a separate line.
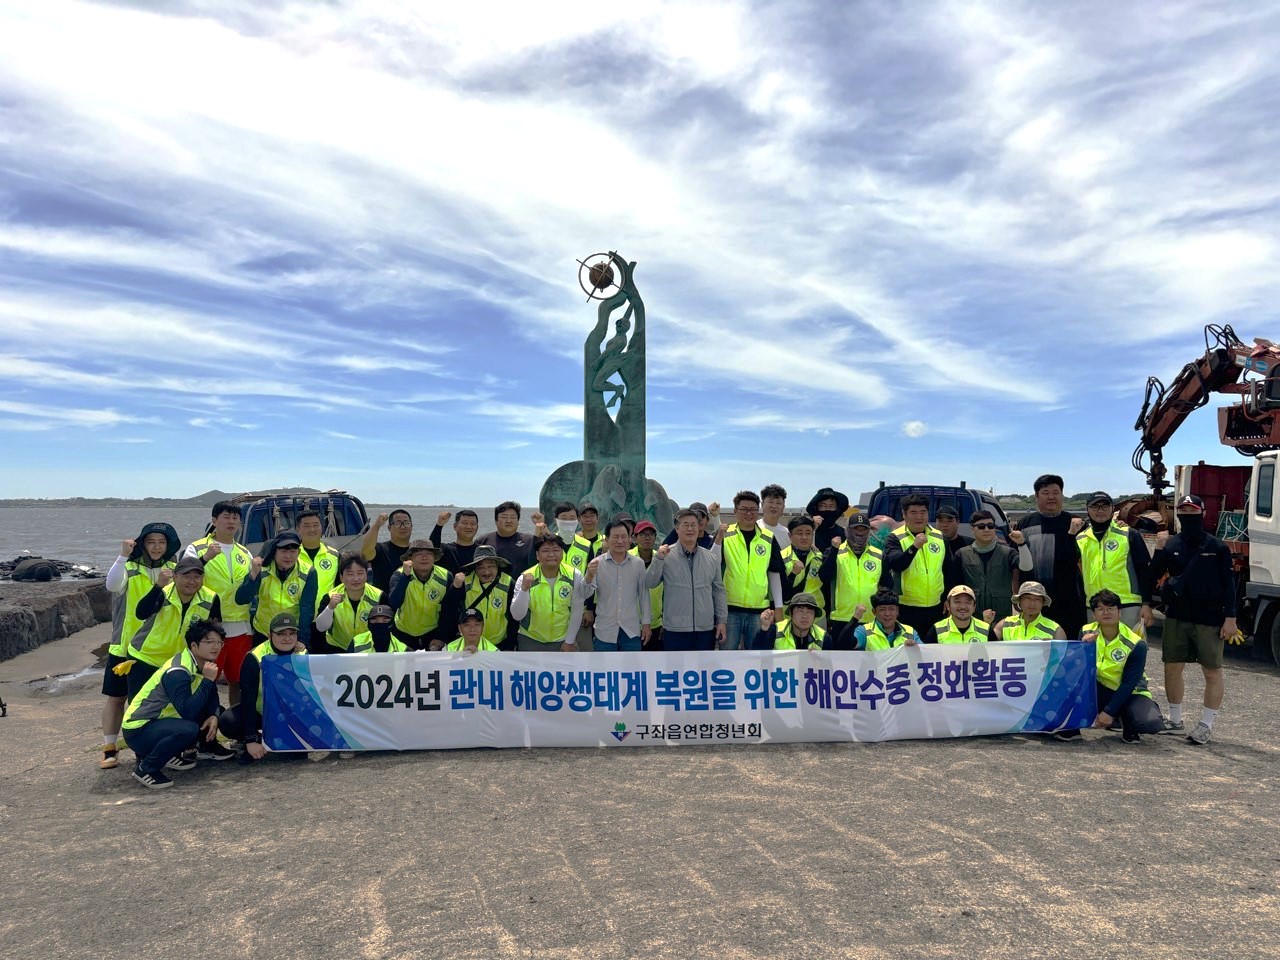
[1, 623, 1277, 960]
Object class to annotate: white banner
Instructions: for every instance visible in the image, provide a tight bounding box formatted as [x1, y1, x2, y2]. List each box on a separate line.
[262, 644, 1096, 750]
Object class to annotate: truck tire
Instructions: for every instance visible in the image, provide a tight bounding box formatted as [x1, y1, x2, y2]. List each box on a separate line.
[1272, 615, 1280, 667]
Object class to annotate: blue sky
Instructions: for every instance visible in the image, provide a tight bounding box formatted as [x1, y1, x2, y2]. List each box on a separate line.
[1, 1, 1278, 505]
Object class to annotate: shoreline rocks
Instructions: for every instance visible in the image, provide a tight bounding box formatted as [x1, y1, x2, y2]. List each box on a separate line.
[0, 579, 112, 661]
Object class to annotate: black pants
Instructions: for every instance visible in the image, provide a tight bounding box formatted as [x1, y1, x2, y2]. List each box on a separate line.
[645, 626, 664, 651]
[897, 603, 942, 640]
[218, 706, 252, 741]
[123, 718, 199, 776]
[393, 627, 439, 651]
[125, 660, 159, 702]
[824, 618, 856, 650]
[663, 630, 715, 651]
[1097, 683, 1164, 735]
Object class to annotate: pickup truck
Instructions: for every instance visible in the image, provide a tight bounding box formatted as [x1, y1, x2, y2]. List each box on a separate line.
[861, 482, 1011, 538]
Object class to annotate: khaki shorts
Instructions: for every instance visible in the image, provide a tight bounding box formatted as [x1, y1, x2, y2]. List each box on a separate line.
[1161, 617, 1224, 668]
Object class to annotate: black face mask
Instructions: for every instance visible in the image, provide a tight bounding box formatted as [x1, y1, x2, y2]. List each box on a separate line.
[370, 622, 394, 645]
[815, 509, 843, 530]
[1179, 514, 1205, 543]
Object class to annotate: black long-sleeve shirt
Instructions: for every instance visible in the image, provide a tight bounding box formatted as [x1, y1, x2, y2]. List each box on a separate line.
[429, 524, 479, 571]
[1144, 534, 1236, 626]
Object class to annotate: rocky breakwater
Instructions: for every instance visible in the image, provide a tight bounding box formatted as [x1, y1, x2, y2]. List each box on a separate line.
[0, 557, 111, 661]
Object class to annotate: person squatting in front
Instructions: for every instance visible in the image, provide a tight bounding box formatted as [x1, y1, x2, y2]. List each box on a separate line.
[752, 592, 825, 651]
[1081, 590, 1165, 743]
[123, 619, 233, 789]
[218, 612, 308, 763]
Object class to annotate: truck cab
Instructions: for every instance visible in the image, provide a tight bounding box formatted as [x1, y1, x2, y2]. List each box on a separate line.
[862, 482, 1010, 538]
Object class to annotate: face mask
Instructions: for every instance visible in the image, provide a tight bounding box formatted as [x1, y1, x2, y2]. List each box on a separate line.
[1179, 514, 1204, 542]
[557, 520, 578, 539]
[816, 509, 843, 529]
[370, 622, 393, 645]
[847, 530, 870, 551]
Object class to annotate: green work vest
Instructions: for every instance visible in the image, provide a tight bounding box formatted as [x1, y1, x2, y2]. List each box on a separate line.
[520, 562, 577, 644]
[773, 619, 825, 651]
[958, 544, 1016, 621]
[248, 638, 307, 713]
[723, 524, 775, 609]
[464, 572, 513, 645]
[832, 544, 883, 622]
[189, 535, 254, 622]
[251, 563, 308, 636]
[1076, 523, 1142, 606]
[445, 637, 500, 653]
[934, 616, 992, 644]
[781, 546, 825, 614]
[891, 525, 946, 607]
[326, 584, 383, 651]
[861, 620, 917, 651]
[1082, 622, 1152, 698]
[1000, 613, 1060, 641]
[109, 559, 175, 658]
[300, 543, 341, 597]
[129, 584, 217, 668]
[122, 649, 204, 729]
[566, 533, 602, 576]
[395, 567, 450, 636]
[630, 547, 664, 628]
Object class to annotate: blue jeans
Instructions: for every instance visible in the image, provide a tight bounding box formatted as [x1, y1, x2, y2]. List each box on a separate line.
[123, 717, 199, 775]
[594, 628, 642, 652]
[723, 610, 760, 651]
[663, 630, 716, 651]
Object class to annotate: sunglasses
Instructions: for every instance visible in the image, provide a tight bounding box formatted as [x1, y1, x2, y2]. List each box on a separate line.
[972, 523, 995, 530]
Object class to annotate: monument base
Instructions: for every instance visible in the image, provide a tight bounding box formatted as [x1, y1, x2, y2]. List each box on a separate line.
[539, 460, 678, 535]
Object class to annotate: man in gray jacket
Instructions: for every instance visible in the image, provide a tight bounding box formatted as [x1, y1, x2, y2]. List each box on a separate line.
[644, 509, 728, 651]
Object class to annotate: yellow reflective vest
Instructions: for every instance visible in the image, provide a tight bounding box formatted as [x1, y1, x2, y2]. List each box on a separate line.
[394, 567, 451, 637]
[1076, 522, 1142, 606]
[1082, 621, 1152, 698]
[723, 524, 775, 609]
[250, 563, 311, 637]
[520, 562, 577, 644]
[109, 559, 175, 658]
[188, 536, 254, 623]
[891, 525, 946, 607]
[300, 543, 341, 597]
[773, 619, 825, 651]
[350, 631, 409, 653]
[566, 533, 603, 576]
[629, 548, 664, 628]
[832, 544, 883, 623]
[122, 649, 205, 729]
[129, 584, 218, 668]
[446, 637, 500, 652]
[933, 616, 992, 644]
[860, 620, 918, 651]
[781, 546, 824, 614]
[325, 584, 383, 651]
[464, 571, 513, 645]
[999, 613, 1061, 641]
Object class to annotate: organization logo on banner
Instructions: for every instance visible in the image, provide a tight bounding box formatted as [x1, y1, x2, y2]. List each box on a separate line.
[610, 722, 631, 742]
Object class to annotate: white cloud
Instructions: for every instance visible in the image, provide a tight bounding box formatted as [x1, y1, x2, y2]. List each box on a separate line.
[902, 420, 929, 439]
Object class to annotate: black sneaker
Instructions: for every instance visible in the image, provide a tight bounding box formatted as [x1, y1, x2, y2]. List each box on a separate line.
[1121, 730, 1141, 744]
[196, 741, 235, 761]
[1158, 718, 1184, 734]
[164, 754, 197, 771]
[132, 769, 173, 789]
[1051, 729, 1082, 741]
[1107, 719, 1123, 732]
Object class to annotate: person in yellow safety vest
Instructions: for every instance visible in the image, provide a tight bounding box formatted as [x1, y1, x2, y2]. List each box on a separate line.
[296, 509, 341, 597]
[993, 582, 1068, 642]
[564, 501, 604, 651]
[1078, 492, 1154, 631]
[446, 544, 514, 650]
[235, 529, 317, 657]
[100, 522, 179, 770]
[781, 515, 825, 615]
[126, 556, 221, 701]
[1081, 589, 1166, 743]
[629, 521, 664, 650]
[509, 534, 590, 651]
[122, 619, 232, 789]
[753, 592, 825, 651]
[218, 612, 307, 761]
[348, 604, 410, 653]
[882, 493, 948, 637]
[446, 607, 501, 653]
[313, 552, 383, 653]
[844, 589, 919, 650]
[185, 500, 255, 708]
[717, 490, 786, 651]
[386, 540, 454, 651]
[819, 511, 889, 648]
[932, 584, 993, 644]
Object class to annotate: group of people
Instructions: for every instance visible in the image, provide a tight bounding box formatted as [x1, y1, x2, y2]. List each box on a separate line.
[100, 474, 1238, 788]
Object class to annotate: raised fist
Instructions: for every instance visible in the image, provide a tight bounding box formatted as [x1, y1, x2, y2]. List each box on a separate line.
[1008, 527, 1026, 546]
[831, 536, 843, 548]
[759, 609, 775, 630]
[854, 603, 867, 621]
[587, 556, 601, 574]
[329, 590, 345, 608]
[375, 513, 389, 528]
[120, 539, 136, 556]
[1069, 517, 1085, 535]
[531, 511, 545, 526]
[204, 542, 223, 560]
[402, 560, 413, 574]
[251, 556, 264, 574]
[813, 515, 824, 527]
[157, 568, 174, 587]
[657, 544, 670, 558]
[453, 572, 465, 589]
[789, 557, 803, 576]
[707, 501, 720, 517]
[520, 573, 534, 590]
[983, 608, 997, 623]
[437, 510, 452, 526]
[913, 532, 927, 549]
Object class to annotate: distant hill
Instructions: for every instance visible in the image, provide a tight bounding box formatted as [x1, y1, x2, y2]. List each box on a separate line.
[0, 487, 327, 508]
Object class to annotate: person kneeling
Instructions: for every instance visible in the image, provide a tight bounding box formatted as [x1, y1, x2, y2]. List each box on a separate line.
[1083, 590, 1165, 743]
[446, 608, 500, 654]
[350, 604, 410, 653]
[753, 592, 825, 651]
[829, 590, 919, 650]
[122, 619, 232, 789]
[219, 612, 307, 763]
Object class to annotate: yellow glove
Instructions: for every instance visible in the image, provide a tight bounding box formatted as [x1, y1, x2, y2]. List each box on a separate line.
[1227, 630, 1246, 646]
[112, 659, 134, 676]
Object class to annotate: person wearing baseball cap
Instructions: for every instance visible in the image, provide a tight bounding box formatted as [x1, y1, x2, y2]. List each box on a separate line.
[236, 529, 317, 700]
[934, 504, 973, 573]
[219, 611, 308, 762]
[629, 521, 665, 650]
[1077, 492, 1153, 631]
[933, 584, 992, 644]
[818, 512, 887, 647]
[1144, 491, 1237, 745]
[753, 592, 825, 651]
[446, 608, 499, 654]
[386, 540, 453, 651]
[993, 582, 1067, 642]
[350, 604, 409, 653]
[126, 554, 221, 701]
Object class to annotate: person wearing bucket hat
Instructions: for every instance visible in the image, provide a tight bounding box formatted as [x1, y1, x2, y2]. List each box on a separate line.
[753, 592, 825, 651]
[446, 544, 514, 650]
[386, 540, 454, 650]
[806, 487, 851, 552]
[819, 511, 888, 646]
[446, 608, 500, 653]
[1076, 491, 1153, 631]
[1144, 492, 1237, 745]
[933, 585, 991, 644]
[993, 582, 1067, 641]
[100, 521, 181, 769]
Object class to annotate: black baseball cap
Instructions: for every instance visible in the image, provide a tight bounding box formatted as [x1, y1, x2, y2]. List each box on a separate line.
[688, 502, 710, 519]
[269, 612, 299, 632]
[787, 515, 815, 531]
[1087, 491, 1114, 506]
[1177, 494, 1204, 514]
[458, 607, 484, 624]
[935, 505, 959, 519]
[847, 512, 871, 529]
[274, 531, 302, 548]
[173, 556, 205, 575]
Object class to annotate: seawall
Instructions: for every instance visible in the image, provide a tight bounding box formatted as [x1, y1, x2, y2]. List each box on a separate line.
[0, 579, 111, 662]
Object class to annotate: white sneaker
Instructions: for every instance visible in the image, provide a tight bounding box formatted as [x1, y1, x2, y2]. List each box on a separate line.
[1186, 721, 1212, 745]
[308, 751, 331, 762]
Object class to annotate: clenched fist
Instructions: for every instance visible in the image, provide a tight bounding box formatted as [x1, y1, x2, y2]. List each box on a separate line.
[453, 572, 465, 589]
[120, 538, 136, 556]
[157, 568, 174, 587]
[520, 573, 534, 590]
[913, 532, 927, 549]
[437, 510, 452, 526]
